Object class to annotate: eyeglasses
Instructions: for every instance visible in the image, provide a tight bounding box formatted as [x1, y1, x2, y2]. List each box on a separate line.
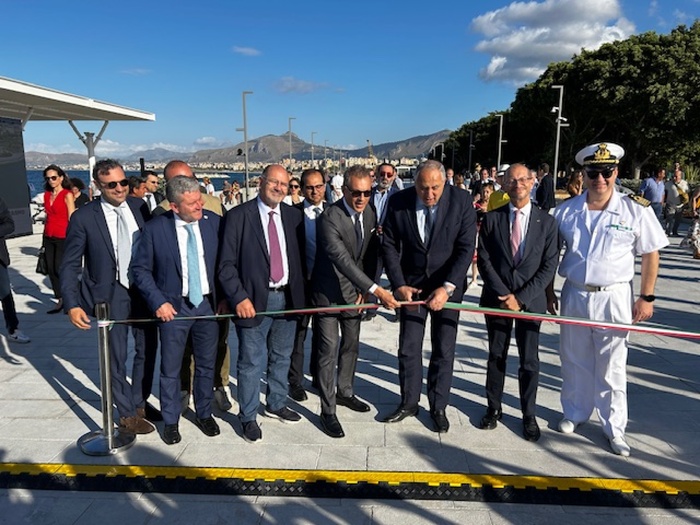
[305, 184, 325, 191]
[289, 184, 300, 189]
[347, 189, 372, 198]
[378, 172, 394, 178]
[101, 179, 129, 189]
[507, 177, 532, 186]
[585, 168, 615, 179]
[44, 175, 59, 181]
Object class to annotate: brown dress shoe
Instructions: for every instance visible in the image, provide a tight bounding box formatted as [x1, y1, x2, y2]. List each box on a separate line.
[119, 415, 155, 434]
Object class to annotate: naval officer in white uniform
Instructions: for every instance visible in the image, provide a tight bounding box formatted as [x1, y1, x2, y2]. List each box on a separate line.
[547, 142, 668, 457]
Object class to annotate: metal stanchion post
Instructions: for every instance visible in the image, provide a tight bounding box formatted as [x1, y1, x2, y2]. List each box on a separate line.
[78, 302, 136, 455]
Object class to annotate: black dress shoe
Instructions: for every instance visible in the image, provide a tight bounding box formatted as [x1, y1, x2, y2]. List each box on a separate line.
[430, 409, 450, 433]
[320, 413, 345, 438]
[195, 416, 221, 437]
[163, 424, 181, 445]
[523, 415, 541, 442]
[289, 384, 308, 402]
[336, 395, 370, 413]
[361, 310, 377, 322]
[145, 403, 163, 422]
[479, 408, 502, 430]
[381, 405, 418, 423]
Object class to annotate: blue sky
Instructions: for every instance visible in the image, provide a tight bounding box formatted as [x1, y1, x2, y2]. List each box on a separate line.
[3, 0, 698, 157]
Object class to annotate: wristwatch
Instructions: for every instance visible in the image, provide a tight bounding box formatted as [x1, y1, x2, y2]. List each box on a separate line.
[640, 294, 656, 303]
[442, 285, 455, 298]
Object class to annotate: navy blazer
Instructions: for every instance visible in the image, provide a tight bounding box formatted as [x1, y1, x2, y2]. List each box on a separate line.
[218, 199, 306, 327]
[477, 204, 559, 313]
[382, 185, 477, 296]
[535, 173, 556, 211]
[311, 199, 379, 306]
[60, 196, 150, 314]
[130, 210, 220, 314]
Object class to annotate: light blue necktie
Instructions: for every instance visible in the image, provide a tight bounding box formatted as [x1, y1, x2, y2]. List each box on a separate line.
[114, 207, 131, 288]
[184, 223, 203, 307]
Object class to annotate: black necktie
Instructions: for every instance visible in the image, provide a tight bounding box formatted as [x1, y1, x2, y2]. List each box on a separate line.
[354, 213, 362, 257]
[424, 206, 434, 245]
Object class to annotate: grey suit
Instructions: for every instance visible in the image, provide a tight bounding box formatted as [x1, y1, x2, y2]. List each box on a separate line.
[311, 200, 378, 415]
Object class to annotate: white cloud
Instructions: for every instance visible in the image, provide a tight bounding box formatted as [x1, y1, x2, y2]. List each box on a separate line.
[274, 76, 329, 94]
[193, 136, 232, 148]
[471, 0, 635, 84]
[25, 139, 199, 157]
[120, 68, 151, 76]
[648, 0, 658, 17]
[232, 46, 261, 56]
[673, 9, 692, 25]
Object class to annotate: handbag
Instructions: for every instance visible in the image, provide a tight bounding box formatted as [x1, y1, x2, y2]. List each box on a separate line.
[36, 246, 48, 275]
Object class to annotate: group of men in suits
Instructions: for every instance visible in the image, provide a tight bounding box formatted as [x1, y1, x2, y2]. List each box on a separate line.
[58, 148, 664, 457]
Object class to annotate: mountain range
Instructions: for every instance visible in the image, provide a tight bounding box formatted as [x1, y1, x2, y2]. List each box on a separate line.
[24, 129, 451, 168]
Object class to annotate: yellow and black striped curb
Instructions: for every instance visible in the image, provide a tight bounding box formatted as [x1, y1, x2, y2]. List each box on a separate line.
[1, 463, 698, 508]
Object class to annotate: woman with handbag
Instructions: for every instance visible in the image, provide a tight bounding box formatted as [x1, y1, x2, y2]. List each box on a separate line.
[42, 164, 75, 313]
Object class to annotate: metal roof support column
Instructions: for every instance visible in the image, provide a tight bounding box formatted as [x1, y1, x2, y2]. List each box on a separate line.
[69, 120, 109, 177]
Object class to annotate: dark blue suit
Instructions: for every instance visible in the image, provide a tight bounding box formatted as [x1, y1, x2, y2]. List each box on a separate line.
[218, 198, 305, 422]
[60, 196, 155, 420]
[382, 185, 477, 411]
[477, 204, 558, 416]
[131, 210, 220, 425]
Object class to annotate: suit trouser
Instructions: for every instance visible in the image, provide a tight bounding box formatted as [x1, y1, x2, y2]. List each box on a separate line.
[315, 312, 361, 415]
[397, 305, 459, 411]
[288, 314, 320, 388]
[180, 319, 231, 391]
[235, 290, 296, 422]
[0, 265, 19, 333]
[484, 314, 541, 417]
[559, 280, 631, 439]
[159, 299, 218, 425]
[129, 291, 158, 410]
[108, 284, 137, 419]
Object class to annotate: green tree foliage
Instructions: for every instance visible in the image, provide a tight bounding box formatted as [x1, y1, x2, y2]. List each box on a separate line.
[450, 21, 700, 179]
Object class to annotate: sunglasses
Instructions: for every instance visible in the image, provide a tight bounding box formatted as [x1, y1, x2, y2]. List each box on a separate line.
[289, 184, 300, 189]
[585, 168, 615, 179]
[44, 175, 59, 181]
[101, 179, 129, 189]
[378, 172, 394, 178]
[348, 189, 372, 198]
[305, 184, 325, 191]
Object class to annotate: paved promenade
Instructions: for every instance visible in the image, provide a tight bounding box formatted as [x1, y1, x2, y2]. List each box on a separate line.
[0, 224, 699, 524]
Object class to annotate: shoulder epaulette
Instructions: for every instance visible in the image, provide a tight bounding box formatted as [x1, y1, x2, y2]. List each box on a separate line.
[628, 194, 650, 207]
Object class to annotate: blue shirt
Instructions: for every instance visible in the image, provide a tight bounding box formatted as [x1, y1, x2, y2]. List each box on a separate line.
[640, 177, 665, 203]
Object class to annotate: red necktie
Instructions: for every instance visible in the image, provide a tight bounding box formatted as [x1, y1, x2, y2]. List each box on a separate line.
[268, 210, 284, 283]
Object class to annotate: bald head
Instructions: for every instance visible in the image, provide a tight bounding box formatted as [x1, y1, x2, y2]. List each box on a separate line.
[163, 160, 194, 181]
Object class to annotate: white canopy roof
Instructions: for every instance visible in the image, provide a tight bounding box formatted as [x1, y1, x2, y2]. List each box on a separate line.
[0, 76, 155, 123]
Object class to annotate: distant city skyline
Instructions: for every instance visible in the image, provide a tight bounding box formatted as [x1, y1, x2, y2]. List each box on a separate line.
[3, 0, 697, 157]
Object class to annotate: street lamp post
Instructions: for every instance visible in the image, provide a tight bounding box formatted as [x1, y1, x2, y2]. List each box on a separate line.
[311, 131, 317, 166]
[324, 139, 328, 165]
[495, 114, 506, 167]
[288, 117, 296, 168]
[236, 90, 253, 202]
[467, 129, 474, 174]
[552, 85, 569, 190]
